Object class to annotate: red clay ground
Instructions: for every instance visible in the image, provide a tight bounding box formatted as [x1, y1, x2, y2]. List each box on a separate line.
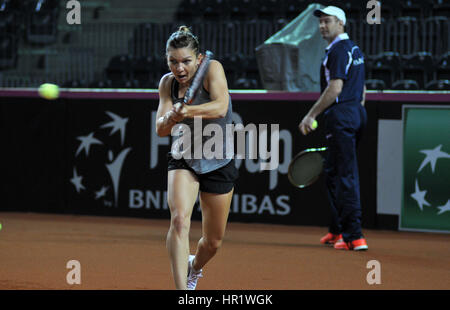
[0, 212, 449, 290]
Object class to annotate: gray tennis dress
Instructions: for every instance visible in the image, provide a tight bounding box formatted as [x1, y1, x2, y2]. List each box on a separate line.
[170, 75, 233, 174]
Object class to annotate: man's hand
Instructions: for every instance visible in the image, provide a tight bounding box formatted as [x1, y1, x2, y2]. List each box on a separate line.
[299, 116, 317, 135]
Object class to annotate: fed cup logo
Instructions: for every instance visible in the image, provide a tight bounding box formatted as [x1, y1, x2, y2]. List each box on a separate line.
[410, 144, 450, 215]
[70, 111, 131, 207]
[401, 107, 450, 232]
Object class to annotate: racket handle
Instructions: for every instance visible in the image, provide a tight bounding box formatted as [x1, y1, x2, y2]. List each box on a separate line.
[183, 90, 193, 105]
[173, 101, 184, 113]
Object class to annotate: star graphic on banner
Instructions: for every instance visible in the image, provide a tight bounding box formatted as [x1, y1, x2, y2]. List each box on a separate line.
[95, 186, 109, 200]
[417, 144, 450, 173]
[410, 179, 431, 211]
[437, 200, 450, 215]
[101, 111, 128, 146]
[70, 167, 85, 193]
[75, 132, 103, 157]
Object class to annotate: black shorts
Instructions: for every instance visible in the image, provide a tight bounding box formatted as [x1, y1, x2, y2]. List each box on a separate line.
[167, 154, 238, 194]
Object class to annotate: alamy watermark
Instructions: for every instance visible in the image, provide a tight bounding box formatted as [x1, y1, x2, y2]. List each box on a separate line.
[366, 260, 382, 285]
[65, 1, 381, 26]
[366, 0, 381, 24]
[171, 117, 280, 171]
[66, 259, 81, 285]
[66, 0, 81, 25]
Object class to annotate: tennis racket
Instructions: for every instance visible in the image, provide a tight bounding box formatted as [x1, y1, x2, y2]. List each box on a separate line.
[288, 147, 327, 188]
[183, 50, 213, 105]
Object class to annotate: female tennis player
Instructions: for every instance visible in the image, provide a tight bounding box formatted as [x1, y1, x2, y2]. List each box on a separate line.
[156, 26, 238, 290]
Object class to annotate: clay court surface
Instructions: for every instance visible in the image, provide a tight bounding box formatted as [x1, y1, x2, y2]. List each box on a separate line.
[0, 212, 449, 290]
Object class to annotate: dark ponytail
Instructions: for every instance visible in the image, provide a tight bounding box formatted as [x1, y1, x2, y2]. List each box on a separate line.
[166, 25, 200, 56]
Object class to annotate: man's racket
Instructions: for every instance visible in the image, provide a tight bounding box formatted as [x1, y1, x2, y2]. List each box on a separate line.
[288, 147, 327, 188]
[183, 50, 213, 105]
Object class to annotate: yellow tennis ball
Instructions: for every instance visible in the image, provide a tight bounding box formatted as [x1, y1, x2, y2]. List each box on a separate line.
[0, 223, 2, 231]
[312, 120, 318, 129]
[39, 83, 60, 100]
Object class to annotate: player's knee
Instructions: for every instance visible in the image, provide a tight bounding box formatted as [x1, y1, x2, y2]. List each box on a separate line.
[170, 213, 190, 236]
[204, 237, 223, 253]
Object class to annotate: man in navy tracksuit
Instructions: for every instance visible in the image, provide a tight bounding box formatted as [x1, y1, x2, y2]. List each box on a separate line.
[299, 6, 368, 251]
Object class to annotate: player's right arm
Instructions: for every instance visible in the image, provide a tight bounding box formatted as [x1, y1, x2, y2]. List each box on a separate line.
[156, 73, 183, 137]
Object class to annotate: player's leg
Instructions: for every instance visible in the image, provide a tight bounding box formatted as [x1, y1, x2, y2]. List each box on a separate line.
[192, 188, 233, 271]
[166, 169, 199, 290]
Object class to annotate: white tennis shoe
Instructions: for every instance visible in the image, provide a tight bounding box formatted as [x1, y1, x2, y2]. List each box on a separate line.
[187, 255, 203, 290]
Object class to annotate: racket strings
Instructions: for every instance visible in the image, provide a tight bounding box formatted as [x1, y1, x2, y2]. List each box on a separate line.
[289, 153, 324, 188]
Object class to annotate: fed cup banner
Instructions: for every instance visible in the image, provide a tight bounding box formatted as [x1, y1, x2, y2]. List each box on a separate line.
[401, 106, 450, 233]
[65, 98, 332, 226]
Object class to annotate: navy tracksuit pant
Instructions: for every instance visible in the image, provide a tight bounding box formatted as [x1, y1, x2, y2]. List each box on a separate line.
[323, 101, 367, 242]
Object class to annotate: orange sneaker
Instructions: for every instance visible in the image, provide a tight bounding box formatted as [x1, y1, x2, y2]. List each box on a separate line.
[334, 238, 368, 251]
[320, 233, 342, 245]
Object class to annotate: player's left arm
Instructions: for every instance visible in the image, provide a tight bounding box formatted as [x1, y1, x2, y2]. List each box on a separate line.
[184, 60, 230, 119]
